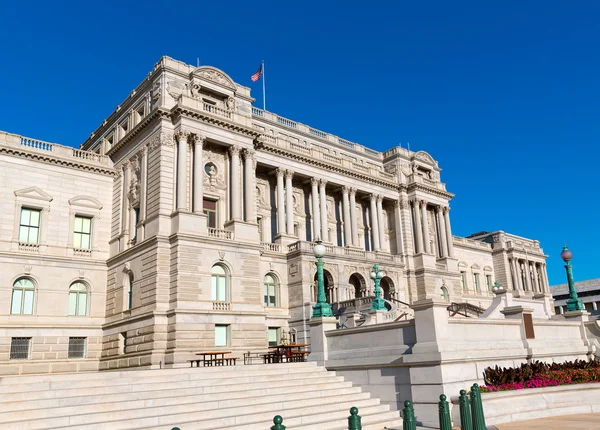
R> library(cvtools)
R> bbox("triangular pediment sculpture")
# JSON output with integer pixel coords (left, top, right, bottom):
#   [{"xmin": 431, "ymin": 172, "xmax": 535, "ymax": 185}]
[{"xmin": 14, "ymin": 186, "xmax": 53, "ymax": 202}]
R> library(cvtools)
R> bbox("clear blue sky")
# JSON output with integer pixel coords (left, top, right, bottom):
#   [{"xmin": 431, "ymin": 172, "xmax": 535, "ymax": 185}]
[{"xmin": 2, "ymin": 1, "xmax": 599, "ymax": 286}]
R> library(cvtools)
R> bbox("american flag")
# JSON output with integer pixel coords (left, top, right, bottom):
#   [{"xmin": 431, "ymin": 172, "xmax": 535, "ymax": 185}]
[{"xmin": 251, "ymin": 64, "xmax": 263, "ymax": 82}]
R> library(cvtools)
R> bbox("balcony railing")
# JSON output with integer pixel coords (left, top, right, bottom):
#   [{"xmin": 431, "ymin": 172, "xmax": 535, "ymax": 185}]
[
  {"xmin": 74, "ymin": 248, "xmax": 92, "ymax": 257},
  {"xmin": 203, "ymin": 103, "xmax": 232, "ymax": 119},
  {"xmin": 18, "ymin": 242, "xmax": 40, "ymax": 253},
  {"xmin": 208, "ymin": 228, "xmax": 234, "ymax": 240},
  {"xmin": 213, "ymin": 302, "xmax": 232, "ymax": 311},
  {"xmin": 262, "ymin": 243, "xmax": 282, "ymax": 252},
  {"xmin": 287, "ymin": 241, "xmax": 403, "ymax": 264}
]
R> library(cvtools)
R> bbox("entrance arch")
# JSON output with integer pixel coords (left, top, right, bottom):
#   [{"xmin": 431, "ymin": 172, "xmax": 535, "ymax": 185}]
[
  {"xmin": 380, "ymin": 276, "xmax": 395, "ymax": 301},
  {"xmin": 314, "ymin": 269, "xmax": 335, "ymax": 303},
  {"xmin": 349, "ymin": 273, "xmax": 367, "ymax": 299}
]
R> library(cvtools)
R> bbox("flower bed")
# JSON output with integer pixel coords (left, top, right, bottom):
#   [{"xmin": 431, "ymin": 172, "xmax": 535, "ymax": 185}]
[{"xmin": 481, "ymin": 359, "xmax": 600, "ymax": 392}]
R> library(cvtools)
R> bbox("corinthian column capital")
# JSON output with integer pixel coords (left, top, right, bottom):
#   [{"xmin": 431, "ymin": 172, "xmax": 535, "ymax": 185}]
[
  {"xmin": 174, "ymin": 129, "xmax": 190, "ymax": 144},
  {"xmin": 285, "ymin": 170, "xmax": 294, "ymax": 180},
  {"xmin": 341, "ymin": 186, "xmax": 350, "ymax": 195},
  {"xmin": 276, "ymin": 168, "xmax": 285, "ymax": 178},
  {"xmin": 310, "ymin": 177, "xmax": 320, "ymax": 187},
  {"xmin": 229, "ymin": 145, "xmax": 241, "ymax": 157}
]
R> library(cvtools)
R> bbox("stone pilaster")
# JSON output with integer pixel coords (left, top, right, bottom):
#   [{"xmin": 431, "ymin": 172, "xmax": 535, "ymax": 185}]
[
  {"xmin": 285, "ymin": 170, "xmax": 294, "ymax": 235},
  {"xmin": 192, "ymin": 134, "xmax": 204, "ymax": 213},
  {"xmin": 349, "ymin": 187, "xmax": 359, "ymax": 246},
  {"xmin": 319, "ymin": 180, "xmax": 329, "ymax": 242},
  {"xmin": 276, "ymin": 168, "xmax": 286, "ymax": 235},
  {"xmin": 376, "ymin": 195, "xmax": 386, "ymax": 251},
  {"xmin": 229, "ymin": 145, "xmax": 242, "ymax": 221},
  {"xmin": 342, "ymin": 186, "xmax": 351, "ymax": 246},
  {"xmin": 175, "ymin": 131, "xmax": 188, "ymax": 211},
  {"xmin": 311, "ymin": 178, "xmax": 321, "ymax": 241},
  {"xmin": 413, "ymin": 199, "xmax": 423, "ymax": 254},
  {"xmin": 437, "ymin": 206, "xmax": 448, "ymax": 257},
  {"xmin": 444, "ymin": 207, "xmax": 454, "ymax": 258},
  {"xmin": 421, "ymin": 200, "xmax": 431, "ymax": 254},
  {"xmin": 369, "ymin": 194, "xmax": 380, "ymax": 250},
  {"xmin": 243, "ymin": 148, "xmax": 256, "ymax": 222}
]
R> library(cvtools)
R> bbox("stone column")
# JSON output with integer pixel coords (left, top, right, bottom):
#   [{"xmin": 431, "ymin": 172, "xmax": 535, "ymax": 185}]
[
  {"xmin": 524, "ymin": 259, "xmax": 532, "ymax": 292},
  {"xmin": 369, "ymin": 194, "xmax": 380, "ymax": 250},
  {"xmin": 176, "ymin": 131, "xmax": 188, "ymax": 211},
  {"xmin": 285, "ymin": 170, "xmax": 294, "ymax": 235},
  {"xmin": 393, "ymin": 200, "xmax": 404, "ymax": 255},
  {"xmin": 510, "ymin": 258, "xmax": 518, "ymax": 291},
  {"xmin": 192, "ymin": 135, "xmax": 204, "ymax": 213},
  {"xmin": 243, "ymin": 149, "xmax": 256, "ymax": 222},
  {"xmin": 311, "ymin": 178, "xmax": 321, "ymax": 241},
  {"xmin": 437, "ymin": 206, "xmax": 448, "ymax": 257},
  {"xmin": 229, "ymin": 145, "xmax": 242, "ymax": 221},
  {"xmin": 532, "ymin": 263, "xmax": 540, "ymax": 293},
  {"xmin": 444, "ymin": 207, "xmax": 455, "ymax": 258},
  {"xmin": 349, "ymin": 188, "xmax": 359, "ymax": 246},
  {"xmin": 421, "ymin": 200, "xmax": 431, "ymax": 254},
  {"xmin": 276, "ymin": 168, "xmax": 286, "ymax": 236},
  {"xmin": 319, "ymin": 180, "xmax": 329, "ymax": 242},
  {"xmin": 376, "ymin": 195, "xmax": 386, "ymax": 251},
  {"xmin": 542, "ymin": 264, "xmax": 550, "ymax": 293},
  {"xmin": 413, "ymin": 200, "xmax": 423, "ymax": 254},
  {"xmin": 342, "ymin": 186, "xmax": 351, "ymax": 246},
  {"xmin": 121, "ymin": 161, "xmax": 131, "ymax": 237}
]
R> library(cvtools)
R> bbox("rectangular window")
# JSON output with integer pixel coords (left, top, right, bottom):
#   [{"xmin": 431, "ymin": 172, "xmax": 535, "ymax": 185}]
[
  {"xmin": 73, "ymin": 216, "xmax": 92, "ymax": 249},
  {"xmin": 211, "ymin": 276, "xmax": 226, "ymax": 301},
  {"xmin": 268, "ymin": 327, "xmax": 279, "ymax": 347},
  {"xmin": 203, "ymin": 199, "xmax": 217, "ymax": 229},
  {"xmin": 215, "ymin": 325, "xmax": 229, "ymax": 347},
  {"xmin": 460, "ymin": 271, "xmax": 467, "ymax": 290},
  {"xmin": 473, "ymin": 274, "xmax": 480, "ymax": 291},
  {"xmin": 486, "ymin": 275, "xmax": 493, "ymax": 291},
  {"xmin": 264, "ymin": 284, "xmax": 276, "ymax": 307},
  {"xmin": 120, "ymin": 119, "xmax": 129, "ymax": 137},
  {"xmin": 136, "ymin": 104, "xmax": 146, "ymax": 123},
  {"xmin": 19, "ymin": 208, "xmax": 41, "ymax": 244},
  {"xmin": 10, "ymin": 337, "xmax": 31, "ymax": 360},
  {"xmin": 68, "ymin": 337, "xmax": 86, "ymax": 359}
]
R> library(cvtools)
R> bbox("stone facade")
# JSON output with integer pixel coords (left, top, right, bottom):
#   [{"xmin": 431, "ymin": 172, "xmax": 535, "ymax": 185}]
[{"xmin": 0, "ymin": 56, "xmax": 552, "ymax": 374}]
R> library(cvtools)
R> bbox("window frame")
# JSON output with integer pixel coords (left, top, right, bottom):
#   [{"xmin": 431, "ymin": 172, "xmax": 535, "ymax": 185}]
[
  {"xmin": 18, "ymin": 207, "xmax": 41, "ymax": 244},
  {"xmin": 11, "ymin": 278, "xmax": 35, "ymax": 315},
  {"xmin": 203, "ymin": 198, "xmax": 218, "ymax": 229},
  {"xmin": 10, "ymin": 337, "xmax": 31, "ymax": 360},
  {"xmin": 263, "ymin": 274, "xmax": 278, "ymax": 307},
  {"xmin": 215, "ymin": 324, "xmax": 229, "ymax": 347},
  {"xmin": 268, "ymin": 327, "xmax": 279, "ymax": 347},
  {"xmin": 473, "ymin": 273, "xmax": 480, "ymax": 292},
  {"xmin": 68, "ymin": 282, "xmax": 89, "ymax": 316},
  {"xmin": 68, "ymin": 337, "xmax": 87, "ymax": 359},
  {"xmin": 211, "ymin": 265, "xmax": 228, "ymax": 302},
  {"xmin": 460, "ymin": 271, "xmax": 467, "ymax": 290},
  {"xmin": 73, "ymin": 215, "xmax": 93, "ymax": 250}
]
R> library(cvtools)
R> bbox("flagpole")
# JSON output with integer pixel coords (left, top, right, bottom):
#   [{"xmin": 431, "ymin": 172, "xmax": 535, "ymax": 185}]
[{"xmin": 262, "ymin": 60, "xmax": 266, "ymax": 111}]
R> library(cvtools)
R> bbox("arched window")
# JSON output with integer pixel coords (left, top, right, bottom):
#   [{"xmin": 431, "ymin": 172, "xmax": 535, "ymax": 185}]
[
  {"xmin": 211, "ymin": 265, "xmax": 228, "ymax": 302},
  {"xmin": 264, "ymin": 274, "xmax": 277, "ymax": 307},
  {"xmin": 68, "ymin": 282, "xmax": 89, "ymax": 316},
  {"xmin": 128, "ymin": 273, "xmax": 134, "ymax": 310},
  {"xmin": 11, "ymin": 278, "xmax": 35, "ymax": 315},
  {"xmin": 440, "ymin": 287, "xmax": 449, "ymax": 302}
]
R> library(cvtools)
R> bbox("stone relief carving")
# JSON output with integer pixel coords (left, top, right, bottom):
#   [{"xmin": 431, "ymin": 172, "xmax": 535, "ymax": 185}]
[
  {"xmin": 255, "ymin": 178, "xmax": 271, "ymax": 209},
  {"xmin": 203, "ymin": 148, "xmax": 226, "ymax": 191},
  {"xmin": 326, "ymin": 197, "xmax": 336, "ymax": 221},
  {"xmin": 166, "ymin": 80, "xmax": 187, "ymax": 99},
  {"xmin": 415, "ymin": 151, "xmax": 435, "ymax": 164},
  {"xmin": 292, "ymin": 192, "xmax": 303, "ymax": 216},
  {"xmin": 427, "ymin": 210, "xmax": 437, "ymax": 252},
  {"xmin": 197, "ymin": 69, "xmax": 231, "ymax": 86},
  {"xmin": 151, "ymin": 81, "xmax": 161, "ymax": 102},
  {"xmin": 148, "ymin": 132, "xmax": 174, "ymax": 152}
]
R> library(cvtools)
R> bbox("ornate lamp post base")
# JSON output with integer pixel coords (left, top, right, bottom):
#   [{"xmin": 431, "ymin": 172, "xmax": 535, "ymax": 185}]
[
  {"xmin": 566, "ymin": 298, "xmax": 585, "ymax": 312},
  {"xmin": 371, "ymin": 264, "xmax": 387, "ymax": 311},
  {"xmin": 312, "ymin": 301, "xmax": 333, "ymax": 318},
  {"xmin": 312, "ymin": 241, "xmax": 333, "ymax": 319}
]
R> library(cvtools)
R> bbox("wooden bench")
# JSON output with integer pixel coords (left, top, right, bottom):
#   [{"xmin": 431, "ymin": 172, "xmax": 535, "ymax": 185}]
[
  {"xmin": 205, "ymin": 357, "xmax": 237, "ymax": 366},
  {"xmin": 289, "ymin": 351, "xmax": 311, "ymax": 362}
]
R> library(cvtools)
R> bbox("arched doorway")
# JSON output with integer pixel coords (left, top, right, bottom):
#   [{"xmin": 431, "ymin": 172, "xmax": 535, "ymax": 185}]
[
  {"xmin": 349, "ymin": 273, "xmax": 367, "ymax": 299},
  {"xmin": 380, "ymin": 276, "xmax": 394, "ymax": 301},
  {"xmin": 314, "ymin": 269, "xmax": 335, "ymax": 303}
]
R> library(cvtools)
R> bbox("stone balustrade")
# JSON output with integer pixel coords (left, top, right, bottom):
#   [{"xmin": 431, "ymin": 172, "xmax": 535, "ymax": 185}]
[
  {"xmin": 251, "ymin": 107, "xmax": 384, "ymax": 160},
  {"xmin": 285, "ymin": 240, "xmax": 403, "ymax": 264},
  {"xmin": 207, "ymin": 228, "xmax": 234, "ymax": 240},
  {"xmin": 261, "ymin": 242, "xmax": 282, "ymax": 252},
  {"xmin": 212, "ymin": 301, "xmax": 232, "ymax": 311},
  {"xmin": 0, "ymin": 131, "xmax": 111, "ymax": 168},
  {"xmin": 453, "ymin": 236, "xmax": 492, "ymax": 250}
]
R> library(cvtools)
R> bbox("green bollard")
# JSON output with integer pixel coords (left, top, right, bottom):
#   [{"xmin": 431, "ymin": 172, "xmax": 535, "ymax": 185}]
[
  {"xmin": 438, "ymin": 394, "xmax": 452, "ymax": 430},
  {"xmin": 459, "ymin": 389, "xmax": 473, "ymax": 430},
  {"xmin": 271, "ymin": 415, "xmax": 286, "ymax": 430},
  {"xmin": 402, "ymin": 400, "xmax": 417, "ymax": 430},
  {"xmin": 470, "ymin": 384, "xmax": 487, "ymax": 430},
  {"xmin": 348, "ymin": 406, "xmax": 362, "ymax": 430}
]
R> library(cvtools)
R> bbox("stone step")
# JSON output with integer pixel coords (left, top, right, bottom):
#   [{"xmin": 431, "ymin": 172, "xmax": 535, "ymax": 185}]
[
  {"xmin": 0, "ymin": 363, "xmax": 323, "ymax": 393},
  {"xmin": 2, "ymin": 371, "xmax": 344, "ymax": 403},
  {"xmin": 142, "ymin": 403, "xmax": 393, "ymax": 430},
  {"xmin": 0, "ymin": 361, "xmax": 319, "ymax": 386},
  {"xmin": 0, "ymin": 385, "xmax": 368, "ymax": 423},
  {"xmin": 0, "ymin": 379, "xmax": 357, "ymax": 412}
]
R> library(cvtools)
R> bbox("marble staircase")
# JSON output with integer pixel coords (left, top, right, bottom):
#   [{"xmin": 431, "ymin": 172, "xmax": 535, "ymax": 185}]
[{"xmin": 0, "ymin": 362, "xmax": 403, "ymax": 430}]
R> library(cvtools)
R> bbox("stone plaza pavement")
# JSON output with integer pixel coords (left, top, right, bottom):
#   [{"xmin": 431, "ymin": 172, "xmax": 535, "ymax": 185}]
[{"xmin": 493, "ymin": 413, "xmax": 600, "ymax": 429}]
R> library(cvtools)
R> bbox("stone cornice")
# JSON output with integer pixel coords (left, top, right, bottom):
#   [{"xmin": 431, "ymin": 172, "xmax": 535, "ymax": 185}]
[
  {"xmin": 105, "ymin": 108, "xmax": 171, "ymax": 157},
  {"xmin": 256, "ymin": 140, "xmax": 400, "ymax": 191},
  {"xmin": 171, "ymin": 105, "xmax": 260, "ymax": 139},
  {"xmin": 407, "ymin": 182, "xmax": 454, "ymax": 199},
  {"xmin": 0, "ymin": 145, "xmax": 115, "ymax": 177}
]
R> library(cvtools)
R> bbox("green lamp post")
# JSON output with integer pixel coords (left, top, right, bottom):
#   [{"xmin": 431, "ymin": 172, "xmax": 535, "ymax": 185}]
[
  {"xmin": 370, "ymin": 264, "xmax": 387, "ymax": 311},
  {"xmin": 561, "ymin": 244, "xmax": 585, "ymax": 312},
  {"xmin": 312, "ymin": 240, "xmax": 333, "ymax": 318}
]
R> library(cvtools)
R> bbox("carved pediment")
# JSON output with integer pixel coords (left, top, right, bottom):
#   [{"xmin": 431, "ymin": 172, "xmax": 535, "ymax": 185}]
[
  {"xmin": 414, "ymin": 151, "xmax": 435, "ymax": 165},
  {"xmin": 69, "ymin": 195, "xmax": 103, "ymax": 210},
  {"xmin": 192, "ymin": 66, "xmax": 236, "ymax": 91},
  {"xmin": 14, "ymin": 186, "xmax": 53, "ymax": 202}
]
